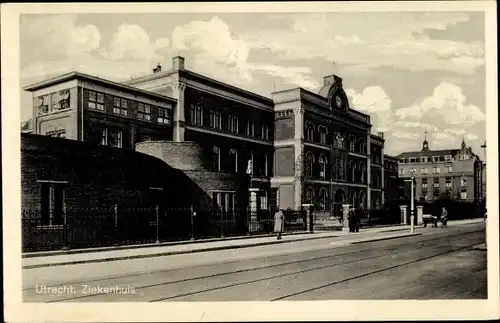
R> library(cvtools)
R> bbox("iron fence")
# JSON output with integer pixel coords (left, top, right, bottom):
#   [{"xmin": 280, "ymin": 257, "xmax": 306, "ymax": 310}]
[{"xmin": 22, "ymin": 206, "xmax": 307, "ymax": 252}]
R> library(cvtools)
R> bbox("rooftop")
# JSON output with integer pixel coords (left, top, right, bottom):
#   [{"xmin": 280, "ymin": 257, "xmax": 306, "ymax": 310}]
[
  {"xmin": 396, "ymin": 149, "xmax": 459, "ymax": 159},
  {"xmin": 24, "ymin": 71, "xmax": 178, "ymax": 103}
]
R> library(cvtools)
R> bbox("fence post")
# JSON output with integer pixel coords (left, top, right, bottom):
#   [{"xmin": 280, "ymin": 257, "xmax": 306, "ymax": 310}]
[
  {"xmin": 113, "ymin": 204, "xmax": 119, "ymax": 246},
  {"xmin": 190, "ymin": 205, "xmax": 195, "ymax": 241},
  {"xmin": 220, "ymin": 208, "xmax": 225, "ymax": 238},
  {"xmin": 62, "ymin": 207, "xmax": 69, "ymax": 250},
  {"xmin": 155, "ymin": 205, "xmax": 160, "ymax": 244}
]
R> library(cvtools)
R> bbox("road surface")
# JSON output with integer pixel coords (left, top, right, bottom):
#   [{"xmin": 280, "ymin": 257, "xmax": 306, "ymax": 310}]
[{"xmin": 23, "ymin": 223, "xmax": 486, "ymax": 301}]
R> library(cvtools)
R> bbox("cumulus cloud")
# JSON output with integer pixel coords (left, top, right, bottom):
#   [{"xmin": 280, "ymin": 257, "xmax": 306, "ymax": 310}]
[
  {"xmin": 345, "ymin": 86, "xmax": 393, "ymax": 132},
  {"xmin": 396, "ymin": 82, "xmax": 485, "ymax": 127},
  {"xmin": 171, "ymin": 16, "xmax": 318, "ymax": 90},
  {"xmin": 21, "ymin": 14, "xmax": 101, "ymax": 57},
  {"xmin": 101, "ymin": 24, "xmax": 169, "ymax": 60},
  {"xmin": 242, "ymin": 12, "xmax": 484, "ymax": 75},
  {"xmin": 393, "ymin": 132, "xmax": 419, "ymax": 140}
]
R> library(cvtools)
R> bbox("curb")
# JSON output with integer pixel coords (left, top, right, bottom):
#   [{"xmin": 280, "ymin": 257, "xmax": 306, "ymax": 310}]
[
  {"xmin": 22, "ymin": 234, "xmax": 336, "ymax": 269},
  {"xmin": 351, "ymin": 232, "xmax": 422, "ymax": 244},
  {"xmin": 22, "ymin": 230, "xmax": 314, "ymax": 259}
]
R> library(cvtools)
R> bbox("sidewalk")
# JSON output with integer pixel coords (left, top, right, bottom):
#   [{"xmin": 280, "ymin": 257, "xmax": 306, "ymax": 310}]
[{"xmin": 22, "ymin": 218, "xmax": 483, "ymax": 269}]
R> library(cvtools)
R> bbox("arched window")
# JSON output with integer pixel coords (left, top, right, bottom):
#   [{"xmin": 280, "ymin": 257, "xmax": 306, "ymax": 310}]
[
  {"xmin": 319, "ymin": 188, "xmax": 328, "ymax": 211},
  {"xmin": 359, "ymin": 162, "xmax": 365, "ymax": 183},
  {"xmin": 358, "ymin": 191, "xmax": 366, "ymax": 210},
  {"xmin": 305, "ymin": 152, "xmax": 314, "ymax": 178},
  {"xmin": 319, "ymin": 126, "xmax": 328, "ymax": 145},
  {"xmin": 305, "ymin": 122, "xmax": 314, "ymax": 142},
  {"xmin": 334, "ymin": 132, "xmax": 345, "ymax": 149},
  {"xmin": 319, "ymin": 154, "xmax": 327, "ymax": 178},
  {"xmin": 213, "ymin": 145, "xmax": 220, "ymax": 171},
  {"xmin": 264, "ymin": 154, "xmax": 268, "ymax": 177},
  {"xmin": 349, "ymin": 135, "xmax": 356, "ymax": 152},
  {"xmin": 349, "ymin": 161, "xmax": 356, "ymax": 182}
]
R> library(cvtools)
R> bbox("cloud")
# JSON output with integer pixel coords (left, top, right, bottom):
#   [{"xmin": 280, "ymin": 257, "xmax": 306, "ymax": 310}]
[
  {"xmin": 171, "ymin": 16, "xmax": 318, "ymax": 90},
  {"xmin": 465, "ymin": 133, "xmax": 479, "ymax": 141},
  {"xmin": 242, "ymin": 12, "xmax": 484, "ymax": 75},
  {"xmin": 21, "ymin": 15, "xmax": 101, "ymax": 57},
  {"xmin": 345, "ymin": 86, "xmax": 393, "ymax": 132},
  {"xmin": 396, "ymin": 82, "xmax": 485, "ymax": 127},
  {"xmin": 392, "ymin": 132, "xmax": 419, "ymax": 140},
  {"xmin": 394, "ymin": 121, "xmax": 439, "ymax": 133},
  {"xmin": 101, "ymin": 24, "xmax": 170, "ymax": 60}
]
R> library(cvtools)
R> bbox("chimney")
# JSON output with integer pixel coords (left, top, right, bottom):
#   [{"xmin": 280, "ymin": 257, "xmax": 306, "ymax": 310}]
[
  {"xmin": 323, "ymin": 74, "xmax": 343, "ymax": 86},
  {"xmin": 173, "ymin": 56, "xmax": 185, "ymax": 71},
  {"xmin": 153, "ymin": 63, "xmax": 162, "ymax": 74}
]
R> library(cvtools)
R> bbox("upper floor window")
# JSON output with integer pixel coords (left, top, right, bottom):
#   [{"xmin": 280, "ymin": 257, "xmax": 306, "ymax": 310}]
[
  {"xmin": 319, "ymin": 155, "xmax": 327, "ymax": 178},
  {"xmin": 113, "ymin": 97, "xmax": 128, "ymax": 116},
  {"xmin": 88, "ymin": 91, "xmax": 104, "ymax": 111},
  {"xmin": 157, "ymin": 107, "xmax": 170, "ymax": 125},
  {"xmin": 432, "ymin": 156, "xmax": 440, "ymax": 162},
  {"xmin": 461, "ymin": 177, "xmax": 467, "ymax": 186},
  {"xmin": 400, "ymin": 158, "xmax": 406, "ymax": 164},
  {"xmin": 349, "ymin": 136, "xmax": 356, "ymax": 152},
  {"xmin": 445, "ymin": 155, "xmax": 452, "ymax": 161},
  {"xmin": 137, "ymin": 103, "xmax": 151, "ymax": 121},
  {"xmin": 213, "ymin": 146, "xmax": 221, "ymax": 172},
  {"xmin": 399, "ymin": 169, "xmax": 405, "ymax": 176},
  {"xmin": 319, "ymin": 126, "xmax": 328, "ymax": 145},
  {"xmin": 445, "ymin": 177, "xmax": 452, "ymax": 188},
  {"xmin": 305, "ymin": 152, "xmax": 314, "ymax": 178},
  {"xmin": 445, "ymin": 165, "xmax": 453, "ymax": 173},
  {"xmin": 420, "ymin": 168, "xmax": 428, "ymax": 175},
  {"xmin": 209, "ymin": 109, "xmax": 222, "ymax": 129},
  {"xmin": 433, "ymin": 178, "xmax": 440, "ymax": 188},
  {"xmin": 190, "ymin": 104, "xmax": 203, "ymax": 125},
  {"xmin": 334, "ymin": 133, "xmax": 345, "ymax": 149},
  {"xmin": 246, "ymin": 120, "xmax": 254, "ymax": 136},
  {"xmin": 433, "ymin": 167, "xmax": 441, "ymax": 174},
  {"xmin": 305, "ymin": 122, "xmax": 314, "ymax": 141},
  {"xmin": 409, "ymin": 157, "xmax": 417, "ymax": 163},
  {"xmin": 261, "ymin": 123, "xmax": 270, "ymax": 140},
  {"xmin": 360, "ymin": 162, "xmax": 366, "ymax": 183},
  {"xmin": 319, "ymin": 188, "xmax": 328, "ymax": 211},
  {"xmin": 100, "ymin": 128, "xmax": 122, "ymax": 148},
  {"xmin": 421, "ymin": 157, "xmax": 428, "ymax": 163},
  {"xmin": 228, "ymin": 114, "xmax": 238, "ymax": 133},
  {"xmin": 422, "ymin": 178, "xmax": 428, "ymax": 188},
  {"xmin": 50, "ymin": 90, "xmax": 70, "ymax": 112}
]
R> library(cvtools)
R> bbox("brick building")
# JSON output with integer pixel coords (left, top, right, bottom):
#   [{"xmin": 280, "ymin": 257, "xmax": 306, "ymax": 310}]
[
  {"xmin": 384, "ymin": 154, "xmax": 401, "ymax": 204},
  {"xmin": 23, "ymin": 56, "xmax": 396, "ymax": 225},
  {"xmin": 397, "ymin": 136, "xmax": 484, "ymax": 204}
]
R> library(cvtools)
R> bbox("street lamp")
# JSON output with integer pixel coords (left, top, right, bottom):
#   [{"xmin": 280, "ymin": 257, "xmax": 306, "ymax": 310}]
[{"xmin": 404, "ymin": 170, "xmax": 416, "ymax": 233}]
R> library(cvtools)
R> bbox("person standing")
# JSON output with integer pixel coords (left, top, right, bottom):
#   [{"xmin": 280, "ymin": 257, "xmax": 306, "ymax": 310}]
[
  {"xmin": 441, "ymin": 207, "xmax": 448, "ymax": 228},
  {"xmin": 274, "ymin": 208, "xmax": 285, "ymax": 240}
]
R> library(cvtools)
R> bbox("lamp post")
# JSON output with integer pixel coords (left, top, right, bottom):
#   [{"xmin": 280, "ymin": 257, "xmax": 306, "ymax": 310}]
[{"xmin": 404, "ymin": 170, "xmax": 416, "ymax": 233}]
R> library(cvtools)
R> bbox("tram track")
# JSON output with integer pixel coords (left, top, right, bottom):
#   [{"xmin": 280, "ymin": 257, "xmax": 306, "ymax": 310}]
[{"xmin": 27, "ymin": 228, "xmax": 483, "ymax": 302}]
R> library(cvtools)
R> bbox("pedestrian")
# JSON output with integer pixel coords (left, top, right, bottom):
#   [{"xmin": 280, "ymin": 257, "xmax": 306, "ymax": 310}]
[
  {"xmin": 274, "ymin": 208, "xmax": 285, "ymax": 240},
  {"xmin": 354, "ymin": 209, "xmax": 360, "ymax": 233},
  {"xmin": 441, "ymin": 207, "xmax": 448, "ymax": 228},
  {"xmin": 348, "ymin": 209, "xmax": 355, "ymax": 233}
]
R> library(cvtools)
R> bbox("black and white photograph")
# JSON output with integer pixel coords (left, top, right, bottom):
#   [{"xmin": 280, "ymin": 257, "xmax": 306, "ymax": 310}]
[{"xmin": 2, "ymin": 1, "xmax": 499, "ymax": 322}]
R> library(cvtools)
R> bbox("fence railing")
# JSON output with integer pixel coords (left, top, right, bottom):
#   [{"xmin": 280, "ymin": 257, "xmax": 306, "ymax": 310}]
[{"xmin": 22, "ymin": 207, "xmax": 307, "ymax": 252}]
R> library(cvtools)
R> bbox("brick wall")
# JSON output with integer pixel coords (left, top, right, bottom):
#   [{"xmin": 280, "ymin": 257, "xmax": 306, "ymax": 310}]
[
  {"xmin": 274, "ymin": 146, "xmax": 294, "ymax": 177},
  {"xmin": 274, "ymin": 117, "xmax": 294, "ymax": 141}
]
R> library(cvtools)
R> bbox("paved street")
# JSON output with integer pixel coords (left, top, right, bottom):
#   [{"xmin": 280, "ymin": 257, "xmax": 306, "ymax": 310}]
[{"xmin": 23, "ymin": 222, "xmax": 486, "ymax": 302}]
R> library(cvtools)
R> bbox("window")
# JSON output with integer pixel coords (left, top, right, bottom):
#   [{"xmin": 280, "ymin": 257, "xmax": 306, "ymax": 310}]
[
  {"xmin": 461, "ymin": 177, "xmax": 467, "ymax": 186},
  {"xmin": 212, "ymin": 191, "xmax": 236, "ymax": 213},
  {"xmin": 420, "ymin": 168, "xmax": 428, "ymax": 175},
  {"xmin": 461, "ymin": 192, "xmax": 468, "ymax": 200},
  {"xmin": 319, "ymin": 155, "xmax": 326, "ymax": 178},
  {"xmin": 445, "ymin": 155, "xmax": 452, "ymax": 161},
  {"xmin": 189, "ymin": 104, "xmax": 203, "ymax": 125},
  {"xmin": 409, "ymin": 157, "xmax": 417, "ymax": 163},
  {"xmin": 334, "ymin": 133, "xmax": 345, "ymax": 149},
  {"xmin": 319, "ymin": 126, "xmax": 327, "ymax": 144},
  {"xmin": 319, "ymin": 188, "xmax": 328, "ymax": 211},
  {"xmin": 88, "ymin": 91, "xmax": 104, "ymax": 111},
  {"xmin": 46, "ymin": 130, "xmax": 66, "ymax": 138},
  {"xmin": 422, "ymin": 178, "xmax": 428, "ymax": 188},
  {"xmin": 445, "ymin": 177, "xmax": 452, "ymax": 188},
  {"xmin": 360, "ymin": 163, "xmax": 365, "ymax": 183},
  {"xmin": 39, "ymin": 182, "xmax": 65, "ymax": 226},
  {"xmin": 264, "ymin": 154, "xmax": 268, "ymax": 177},
  {"xmin": 50, "ymin": 90, "xmax": 70, "ymax": 112},
  {"xmin": 305, "ymin": 122, "xmax": 314, "ymax": 141},
  {"xmin": 137, "ymin": 103, "xmax": 151, "ymax": 121},
  {"xmin": 400, "ymin": 158, "xmax": 406, "ymax": 164},
  {"xmin": 214, "ymin": 110, "xmax": 222, "ymax": 129},
  {"xmin": 433, "ymin": 178, "xmax": 440, "ymax": 188},
  {"xmin": 349, "ymin": 136, "xmax": 355, "ymax": 151},
  {"xmin": 433, "ymin": 190, "xmax": 440, "ymax": 199},
  {"xmin": 433, "ymin": 156, "xmax": 440, "ymax": 162},
  {"xmin": 213, "ymin": 146, "xmax": 221, "ymax": 171},
  {"xmin": 109, "ymin": 130, "xmax": 122, "ymax": 148},
  {"xmin": 36, "ymin": 95, "xmax": 50, "ymax": 115},
  {"xmin": 306, "ymin": 187, "xmax": 314, "ymax": 204},
  {"xmin": 349, "ymin": 161, "xmax": 356, "ymax": 182},
  {"xmin": 113, "ymin": 97, "xmax": 128, "ymax": 116},
  {"xmin": 305, "ymin": 152, "xmax": 314, "ymax": 178},
  {"xmin": 421, "ymin": 157, "xmax": 428, "ymax": 163},
  {"xmin": 157, "ymin": 107, "xmax": 170, "ymax": 124},
  {"xmin": 246, "ymin": 120, "xmax": 254, "ymax": 136},
  {"xmin": 433, "ymin": 167, "xmax": 440, "ymax": 174},
  {"xmin": 261, "ymin": 123, "xmax": 269, "ymax": 140},
  {"xmin": 399, "ymin": 169, "xmax": 405, "ymax": 175},
  {"xmin": 228, "ymin": 114, "xmax": 239, "ymax": 133}
]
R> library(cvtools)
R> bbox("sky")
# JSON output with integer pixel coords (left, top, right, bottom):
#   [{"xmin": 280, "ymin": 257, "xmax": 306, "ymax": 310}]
[{"xmin": 19, "ymin": 12, "xmax": 487, "ymax": 158}]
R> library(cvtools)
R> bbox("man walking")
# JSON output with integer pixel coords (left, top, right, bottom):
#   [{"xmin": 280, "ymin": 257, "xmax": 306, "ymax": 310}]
[
  {"xmin": 441, "ymin": 207, "xmax": 448, "ymax": 228},
  {"xmin": 274, "ymin": 208, "xmax": 285, "ymax": 240}
]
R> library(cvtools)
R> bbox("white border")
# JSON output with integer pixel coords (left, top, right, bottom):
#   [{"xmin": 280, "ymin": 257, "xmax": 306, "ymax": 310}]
[{"xmin": 2, "ymin": 2, "xmax": 499, "ymax": 322}]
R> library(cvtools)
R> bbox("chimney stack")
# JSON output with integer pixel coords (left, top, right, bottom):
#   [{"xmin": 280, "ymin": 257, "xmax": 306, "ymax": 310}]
[
  {"xmin": 378, "ymin": 132, "xmax": 384, "ymax": 139},
  {"xmin": 153, "ymin": 63, "xmax": 162, "ymax": 73},
  {"xmin": 323, "ymin": 74, "xmax": 343, "ymax": 86},
  {"xmin": 173, "ymin": 56, "xmax": 185, "ymax": 71}
]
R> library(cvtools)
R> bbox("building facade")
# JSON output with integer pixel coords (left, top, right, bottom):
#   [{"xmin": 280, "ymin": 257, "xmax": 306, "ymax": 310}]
[
  {"xmin": 24, "ymin": 56, "xmax": 395, "ymax": 221},
  {"xmin": 397, "ymin": 137, "xmax": 484, "ymax": 204},
  {"xmin": 384, "ymin": 154, "xmax": 400, "ymax": 204}
]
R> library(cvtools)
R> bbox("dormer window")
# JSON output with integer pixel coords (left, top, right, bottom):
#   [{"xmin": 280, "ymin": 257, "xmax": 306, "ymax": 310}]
[{"xmin": 421, "ymin": 157, "xmax": 428, "ymax": 163}]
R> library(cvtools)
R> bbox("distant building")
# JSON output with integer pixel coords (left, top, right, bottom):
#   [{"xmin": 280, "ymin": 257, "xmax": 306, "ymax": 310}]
[
  {"xmin": 383, "ymin": 154, "xmax": 401, "ymax": 204},
  {"xmin": 396, "ymin": 135, "xmax": 484, "ymax": 204}
]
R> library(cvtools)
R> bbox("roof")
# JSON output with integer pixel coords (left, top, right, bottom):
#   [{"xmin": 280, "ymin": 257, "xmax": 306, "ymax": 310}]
[
  {"xmin": 23, "ymin": 71, "xmax": 178, "ymax": 103},
  {"xmin": 124, "ymin": 68, "xmax": 274, "ymax": 106},
  {"xmin": 396, "ymin": 149, "xmax": 459, "ymax": 159},
  {"xmin": 318, "ymin": 85, "xmax": 330, "ymax": 98}
]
